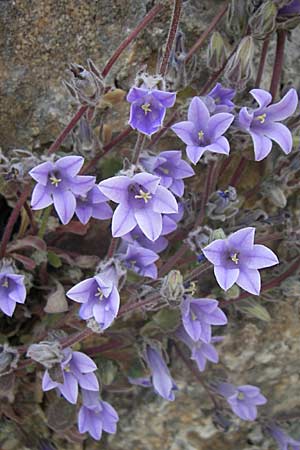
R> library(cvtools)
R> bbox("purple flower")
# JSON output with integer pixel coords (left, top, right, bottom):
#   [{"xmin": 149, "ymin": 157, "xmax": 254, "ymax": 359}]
[
  {"xmin": 203, "ymin": 227, "xmax": 279, "ymax": 295},
  {"xmin": 206, "ymin": 83, "xmax": 236, "ymax": 113},
  {"xmin": 78, "ymin": 389, "xmax": 119, "ymax": 441},
  {"xmin": 176, "ymin": 326, "xmax": 220, "ymax": 372},
  {"xmin": 171, "ymin": 96, "xmax": 234, "ymax": 164},
  {"xmin": 0, "ymin": 270, "xmax": 26, "ymax": 317},
  {"xmin": 140, "ymin": 150, "xmax": 194, "ymax": 197},
  {"xmin": 181, "ymin": 297, "xmax": 227, "ymax": 343},
  {"xmin": 144, "ymin": 344, "xmax": 177, "ymax": 401},
  {"xmin": 127, "ymin": 87, "xmax": 176, "ymax": 136},
  {"xmin": 75, "ymin": 185, "xmax": 113, "ymax": 225},
  {"xmin": 217, "ymin": 382, "xmax": 267, "ymax": 421},
  {"xmin": 66, "ymin": 274, "xmax": 120, "ymax": 330},
  {"xmin": 30, "ymin": 156, "xmax": 95, "ymax": 224},
  {"xmin": 278, "ymin": 0, "xmax": 300, "ymax": 16},
  {"xmin": 98, "ymin": 172, "xmax": 178, "ymax": 241},
  {"xmin": 42, "ymin": 349, "xmax": 99, "ymax": 404},
  {"xmin": 266, "ymin": 423, "xmax": 300, "ymax": 450},
  {"xmin": 238, "ymin": 88, "xmax": 298, "ymax": 161},
  {"xmin": 122, "ymin": 225, "xmax": 169, "ymax": 253},
  {"xmin": 121, "ymin": 242, "xmax": 159, "ymax": 279}
]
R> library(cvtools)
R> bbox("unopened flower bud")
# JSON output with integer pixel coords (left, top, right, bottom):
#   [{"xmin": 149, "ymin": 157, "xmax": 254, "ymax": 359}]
[
  {"xmin": 226, "ymin": 0, "xmax": 250, "ymax": 37},
  {"xmin": 261, "ymin": 181, "xmax": 287, "ymax": 208},
  {"xmin": 160, "ymin": 270, "xmax": 185, "ymax": 307},
  {"xmin": 207, "ymin": 186, "xmax": 239, "ymax": 221},
  {"xmin": 249, "ymin": 0, "xmax": 277, "ymax": 39},
  {"xmin": 207, "ymin": 32, "xmax": 228, "ymax": 71},
  {"xmin": 185, "ymin": 225, "xmax": 212, "ymax": 252},
  {"xmin": 210, "ymin": 228, "xmax": 226, "ymax": 242},
  {"xmin": 0, "ymin": 344, "xmax": 19, "ymax": 376},
  {"xmin": 27, "ymin": 340, "xmax": 64, "ymax": 369},
  {"xmin": 224, "ymin": 36, "xmax": 254, "ymax": 90}
]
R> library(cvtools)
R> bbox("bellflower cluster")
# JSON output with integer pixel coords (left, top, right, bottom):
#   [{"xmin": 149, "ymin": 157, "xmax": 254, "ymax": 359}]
[
  {"xmin": 127, "ymin": 87, "xmax": 176, "ymax": 136},
  {"xmin": 121, "ymin": 242, "xmax": 159, "ymax": 279},
  {"xmin": 203, "ymin": 227, "xmax": 279, "ymax": 295},
  {"xmin": 30, "ymin": 156, "xmax": 95, "ymax": 224},
  {"xmin": 171, "ymin": 96, "xmax": 234, "ymax": 164},
  {"xmin": 66, "ymin": 273, "xmax": 120, "ymax": 330},
  {"xmin": 0, "ymin": 268, "xmax": 26, "ymax": 317},
  {"xmin": 99, "ymin": 172, "xmax": 178, "ymax": 241},
  {"xmin": 140, "ymin": 150, "xmax": 194, "ymax": 197},
  {"xmin": 78, "ymin": 389, "xmax": 119, "ymax": 441},
  {"xmin": 238, "ymin": 88, "xmax": 298, "ymax": 161},
  {"xmin": 266, "ymin": 423, "xmax": 300, "ymax": 450},
  {"xmin": 42, "ymin": 348, "xmax": 99, "ymax": 404},
  {"xmin": 75, "ymin": 185, "xmax": 113, "ymax": 225},
  {"xmin": 217, "ymin": 382, "xmax": 267, "ymax": 421}
]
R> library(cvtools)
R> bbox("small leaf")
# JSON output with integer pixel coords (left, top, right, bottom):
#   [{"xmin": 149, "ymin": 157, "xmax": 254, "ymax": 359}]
[
  {"xmin": 47, "ymin": 251, "xmax": 62, "ymax": 268},
  {"xmin": 237, "ymin": 299, "xmax": 271, "ymax": 322}
]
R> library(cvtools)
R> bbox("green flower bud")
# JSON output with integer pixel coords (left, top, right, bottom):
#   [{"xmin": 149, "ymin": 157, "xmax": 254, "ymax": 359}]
[
  {"xmin": 207, "ymin": 32, "xmax": 228, "ymax": 71},
  {"xmin": 249, "ymin": 0, "xmax": 278, "ymax": 39},
  {"xmin": 224, "ymin": 36, "xmax": 255, "ymax": 90}
]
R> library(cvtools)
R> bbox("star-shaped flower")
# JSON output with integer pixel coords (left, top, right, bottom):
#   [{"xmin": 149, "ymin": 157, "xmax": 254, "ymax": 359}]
[
  {"xmin": 121, "ymin": 242, "xmax": 159, "ymax": 279},
  {"xmin": 238, "ymin": 88, "xmax": 298, "ymax": 161},
  {"xmin": 127, "ymin": 87, "xmax": 176, "ymax": 136},
  {"xmin": 67, "ymin": 274, "xmax": 120, "ymax": 330},
  {"xmin": 171, "ymin": 96, "xmax": 234, "ymax": 164},
  {"xmin": 202, "ymin": 227, "xmax": 279, "ymax": 295},
  {"xmin": 206, "ymin": 83, "xmax": 236, "ymax": 113},
  {"xmin": 30, "ymin": 156, "xmax": 95, "ymax": 224},
  {"xmin": 98, "ymin": 172, "xmax": 178, "ymax": 241},
  {"xmin": 0, "ymin": 270, "xmax": 26, "ymax": 317},
  {"xmin": 75, "ymin": 185, "xmax": 112, "ymax": 225}
]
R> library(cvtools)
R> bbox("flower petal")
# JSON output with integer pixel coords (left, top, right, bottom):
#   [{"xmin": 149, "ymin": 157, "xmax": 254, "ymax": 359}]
[
  {"xmin": 135, "ymin": 208, "xmax": 162, "ymax": 241},
  {"xmin": 112, "ymin": 203, "xmax": 136, "ymax": 237},
  {"xmin": 266, "ymin": 88, "xmax": 298, "ymax": 121},
  {"xmin": 152, "ymin": 90, "xmax": 176, "ymax": 107},
  {"xmin": 126, "ymin": 87, "xmax": 148, "ymax": 102},
  {"xmin": 238, "ymin": 107, "xmax": 254, "ymax": 131},
  {"xmin": 71, "ymin": 351, "xmax": 97, "ymax": 373},
  {"xmin": 59, "ymin": 372, "xmax": 78, "ymax": 404},
  {"xmin": 56, "ymin": 156, "xmax": 84, "ymax": 176},
  {"xmin": 202, "ymin": 239, "xmax": 228, "ymax": 265},
  {"xmin": 132, "ymin": 173, "xmax": 160, "ymax": 194},
  {"xmin": 31, "ymin": 184, "xmax": 53, "ymax": 210},
  {"xmin": 250, "ymin": 89, "xmax": 272, "ymax": 109},
  {"xmin": 214, "ymin": 265, "xmax": 239, "ymax": 291},
  {"xmin": 262, "ymin": 122, "xmax": 293, "ymax": 154},
  {"xmin": 206, "ymin": 136, "xmax": 230, "ymax": 155},
  {"xmin": 245, "ymin": 244, "xmax": 279, "ymax": 269},
  {"xmin": 77, "ymin": 372, "xmax": 99, "ymax": 391},
  {"xmin": 228, "ymin": 227, "xmax": 255, "ymax": 250},
  {"xmin": 152, "ymin": 186, "xmax": 178, "ymax": 214},
  {"xmin": 171, "ymin": 121, "xmax": 197, "ymax": 146},
  {"xmin": 53, "ymin": 190, "xmax": 76, "ymax": 225},
  {"xmin": 186, "ymin": 145, "xmax": 204, "ymax": 164},
  {"xmin": 188, "ymin": 97, "xmax": 210, "ymax": 127},
  {"xmin": 208, "ymin": 112, "xmax": 234, "ymax": 141},
  {"xmin": 236, "ymin": 267, "xmax": 261, "ymax": 295},
  {"xmin": 67, "ymin": 278, "xmax": 95, "ymax": 303},
  {"xmin": 250, "ymin": 131, "xmax": 272, "ymax": 161},
  {"xmin": 29, "ymin": 161, "xmax": 54, "ymax": 185},
  {"xmin": 98, "ymin": 176, "xmax": 131, "ymax": 203}
]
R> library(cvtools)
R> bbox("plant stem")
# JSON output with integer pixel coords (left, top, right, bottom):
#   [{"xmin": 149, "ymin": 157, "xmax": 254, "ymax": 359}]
[
  {"xmin": 185, "ymin": 3, "xmax": 228, "ymax": 62},
  {"xmin": 255, "ymin": 37, "xmax": 270, "ymax": 88},
  {"xmin": 159, "ymin": 0, "xmax": 183, "ymax": 76},
  {"xmin": 38, "ymin": 205, "xmax": 52, "ymax": 239},
  {"xmin": 158, "ymin": 243, "xmax": 189, "ymax": 277},
  {"xmin": 132, "ymin": 133, "xmax": 146, "ymax": 164},
  {"xmin": 229, "ymin": 156, "xmax": 247, "ymax": 187},
  {"xmin": 0, "ymin": 184, "xmax": 31, "ymax": 259},
  {"xmin": 102, "ymin": 3, "xmax": 164, "ymax": 78},
  {"xmin": 269, "ymin": 29, "xmax": 286, "ymax": 99},
  {"xmin": 195, "ymin": 161, "xmax": 216, "ymax": 226},
  {"xmin": 107, "ymin": 238, "xmax": 119, "ymax": 259}
]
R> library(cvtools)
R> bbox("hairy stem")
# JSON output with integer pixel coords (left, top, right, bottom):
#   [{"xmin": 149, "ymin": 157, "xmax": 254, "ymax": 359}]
[
  {"xmin": 255, "ymin": 37, "xmax": 270, "ymax": 88},
  {"xmin": 159, "ymin": 0, "xmax": 183, "ymax": 76},
  {"xmin": 0, "ymin": 184, "xmax": 31, "ymax": 259},
  {"xmin": 269, "ymin": 29, "xmax": 286, "ymax": 99},
  {"xmin": 132, "ymin": 133, "xmax": 146, "ymax": 164},
  {"xmin": 229, "ymin": 156, "xmax": 247, "ymax": 187}
]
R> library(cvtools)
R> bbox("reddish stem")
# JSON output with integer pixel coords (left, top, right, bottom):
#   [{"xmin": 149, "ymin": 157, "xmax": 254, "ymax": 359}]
[
  {"xmin": 0, "ymin": 184, "xmax": 31, "ymax": 258},
  {"xmin": 185, "ymin": 3, "xmax": 228, "ymax": 63},
  {"xmin": 269, "ymin": 30, "xmax": 286, "ymax": 99},
  {"xmin": 102, "ymin": 3, "xmax": 164, "ymax": 78},
  {"xmin": 158, "ymin": 243, "xmax": 189, "ymax": 277},
  {"xmin": 159, "ymin": 0, "xmax": 183, "ymax": 76},
  {"xmin": 229, "ymin": 156, "xmax": 247, "ymax": 187},
  {"xmin": 196, "ymin": 161, "xmax": 216, "ymax": 226},
  {"xmin": 255, "ymin": 37, "xmax": 270, "ymax": 88}
]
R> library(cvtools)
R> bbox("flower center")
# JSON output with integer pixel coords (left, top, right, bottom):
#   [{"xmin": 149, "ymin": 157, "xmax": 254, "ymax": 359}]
[
  {"xmin": 134, "ymin": 189, "xmax": 152, "ymax": 203},
  {"xmin": 49, "ymin": 175, "xmax": 62, "ymax": 187},
  {"xmin": 160, "ymin": 167, "xmax": 169, "ymax": 175},
  {"xmin": 237, "ymin": 392, "xmax": 245, "ymax": 400},
  {"xmin": 128, "ymin": 260, "xmax": 136, "ymax": 269},
  {"xmin": 230, "ymin": 252, "xmax": 239, "ymax": 264},
  {"xmin": 1, "ymin": 278, "xmax": 8, "ymax": 288},
  {"xmin": 198, "ymin": 130, "xmax": 204, "ymax": 140},
  {"xmin": 191, "ymin": 310, "xmax": 197, "ymax": 321},
  {"xmin": 64, "ymin": 364, "xmax": 71, "ymax": 372},
  {"xmin": 256, "ymin": 113, "xmax": 266, "ymax": 124},
  {"xmin": 185, "ymin": 282, "xmax": 197, "ymax": 296},
  {"xmin": 95, "ymin": 287, "xmax": 104, "ymax": 300},
  {"xmin": 141, "ymin": 103, "xmax": 152, "ymax": 115}
]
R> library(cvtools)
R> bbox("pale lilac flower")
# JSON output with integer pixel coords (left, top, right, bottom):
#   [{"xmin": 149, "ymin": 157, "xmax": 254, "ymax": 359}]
[
  {"xmin": 78, "ymin": 389, "xmax": 118, "ymax": 441},
  {"xmin": 122, "ymin": 242, "xmax": 159, "ymax": 279},
  {"xmin": 30, "ymin": 156, "xmax": 95, "ymax": 224},
  {"xmin": 278, "ymin": 0, "xmax": 300, "ymax": 16},
  {"xmin": 127, "ymin": 87, "xmax": 176, "ymax": 136},
  {"xmin": 181, "ymin": 297, "xmax": 227, "ymax": 343},
  {"xmin": 122, "ymin": 225, "xmax": 169, "ymax": 253},
  {"xmin": 98, "ymin": 172, "xmax": 178, "ymax": 241},
  {"xmin": 206, "ymin": 83, "xmax": 236, "ymax": 113},
  {"xmin": 0, "ymin": 270, "xmax": 26, "ymax": 317},
  {"xmin": 176, "ymin": 326, "xmax": 221, "ymax": 372},
  {"xmin": 66, "ymin": 274, "xmax": 120, "ymax": 330},
  {"xmin": 140, "ymin": 150, "xmax": 194, "ymax": 197},
  {"xmin": 171, "ymin": 96, "xmax": 234, "ymax": 164},
  {"xmin": 144, "ymin": 344, "xmax": 177, "ymax": 401},
  {"xmin": 266, "ymin": 423, "xmax": 300, "ymax": 450},
  {"xmin": 238, "ymin": 88, "xmax": 298, "ymax": 161},
  {"xmin": 42, "ymin": 349, "xmax": 99, "ymax": 404},
  {"xmin": 217, "ymin": 382, "xmax": 267, "ymax": 421},
  {"xmin": 203, "ymin": 227, "xmax": 279, "ymax": 295},
  {"xmin": 75, "ymin": 185, "xmax": 112, "ymax": 225}
]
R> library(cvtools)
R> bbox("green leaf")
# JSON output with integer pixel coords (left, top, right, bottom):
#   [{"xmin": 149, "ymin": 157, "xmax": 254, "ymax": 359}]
[
  {"xmin": 237, "ymin": 299, "xmax": 271, "ymax": 322},
  {"xmin": 101, "ymin": 156, "xmax": 123, "ymax": 179},
  {"xmin": 47, "ymin": 251, "xmax": 62, "ymax": 268},
  {"xmin": 152, "ymin": 308, "xmax": 181, "ymax": 331}
]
